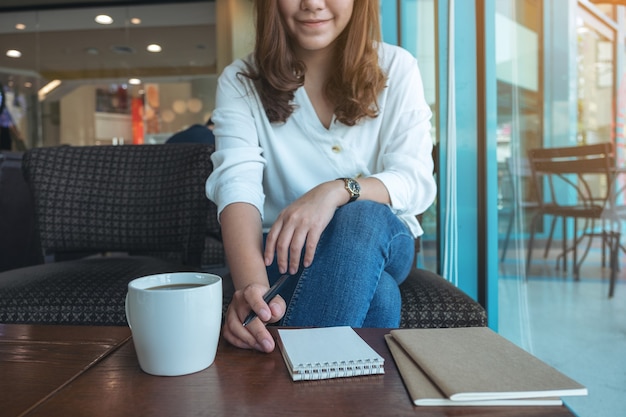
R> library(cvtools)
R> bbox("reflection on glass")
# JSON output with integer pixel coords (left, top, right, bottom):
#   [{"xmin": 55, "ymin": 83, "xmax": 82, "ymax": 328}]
[
  {"xmin": 576, "ymin": 16, "xmax": 613, "ymax": 147},
  {"xmin": 495, "ymin": 0, "xmax": 542, "ymax": 261},
  {"xmin": 397, "ymin": 0, "xmax": 437, "ymax": 271},
  {"xmin": 0, "ymin": 1, "xmax": 216, "ymax": 147}
]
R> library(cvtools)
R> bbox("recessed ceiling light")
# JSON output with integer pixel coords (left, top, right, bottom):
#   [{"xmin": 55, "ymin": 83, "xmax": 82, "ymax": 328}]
[
  {"xmin": 15, "ymin": 23, "xmax": 26, "ymax": 30},
  {"xmin": 95, "ymin": 14, "xmax": 113, "ymax": 25},
  {"xmin": 146, "ymin": 44, "xmax": 162, "ymax": 53},
  {"xmin": 129, "ymin": 78, "xmax": 141, "ymax": 85},
  {"xmin": 6, "ymin": 49, "xmax": 22, "ymax": 58},
  {"xmin": 130, "ymin": 17, "xmax": 141, "ymax": 25},
  {"xmin": 24, "ymin": 82, "xmax": 32, "ymax": 88}
]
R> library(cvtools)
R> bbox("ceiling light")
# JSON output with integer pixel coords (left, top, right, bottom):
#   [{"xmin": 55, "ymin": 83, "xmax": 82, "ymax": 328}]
[
  {"xmin": 95, "ymin": 15, "xmax": 114, "ymax": 25},
  {"xmin": 6, "ymin": 50, "xmax": 22, "ymax": 58},
  {"xmin": 15, "ymin": 23, "xmax": 26, "ymax": 30},
  {"xmin": 146, "ymin": 44, "xmax": 162, "ymax": 53},
  {"xmin": 129, "ymin": 78, "xmax": 141, "ymax": 85},
  {"xmin": 130, "ymin": 17, "xmax": 141, "ymax": 25},
  {"xmin": 38, "ymin": 79, "xmax": 62, "ymax": 101}
]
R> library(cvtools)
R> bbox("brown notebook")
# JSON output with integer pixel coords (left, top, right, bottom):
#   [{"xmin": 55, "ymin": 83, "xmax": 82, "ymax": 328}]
[{"xmin": 386, "ymin": 328, "xmax": 587, "ymax": 406}]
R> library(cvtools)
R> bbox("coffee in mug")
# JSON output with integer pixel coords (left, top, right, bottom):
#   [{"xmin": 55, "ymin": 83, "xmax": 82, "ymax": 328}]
[{"xmin": 146, "ymin": 283, "xmax": 208, "ymax": 290}]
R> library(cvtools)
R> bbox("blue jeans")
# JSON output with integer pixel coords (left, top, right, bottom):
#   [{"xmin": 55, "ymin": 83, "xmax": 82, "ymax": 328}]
[{"xmin": 265, "ymin": 201, "xmax": 414, "ymax": 328}]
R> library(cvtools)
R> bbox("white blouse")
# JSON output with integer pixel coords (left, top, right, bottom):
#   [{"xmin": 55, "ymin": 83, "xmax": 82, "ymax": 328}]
[{"xmin": 206, "ymin": 42, "xmax": 436, "ymax": 237}]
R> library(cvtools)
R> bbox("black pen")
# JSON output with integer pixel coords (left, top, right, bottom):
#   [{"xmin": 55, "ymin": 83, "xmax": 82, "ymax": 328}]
[{"xmin": 242, "ymin": 273, "xmax": 291, "ymax": 327}]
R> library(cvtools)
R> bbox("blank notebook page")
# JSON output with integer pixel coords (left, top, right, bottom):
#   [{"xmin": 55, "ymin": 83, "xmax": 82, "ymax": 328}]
[{"xmin": 277, "ymin": 326, "xmax": 384, "ymax": 381}]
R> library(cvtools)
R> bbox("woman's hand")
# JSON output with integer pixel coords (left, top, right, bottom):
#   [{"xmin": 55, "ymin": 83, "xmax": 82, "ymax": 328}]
[
  {"xmin": 264, "ymin": 181, "xmax": 347, "ymax": 274},
  {"xmin": 222, "ymin": 283, "xmax": 286, "ymax": 353}
]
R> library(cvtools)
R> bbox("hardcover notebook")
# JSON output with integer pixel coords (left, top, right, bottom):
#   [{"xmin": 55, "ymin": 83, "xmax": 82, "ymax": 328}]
[
  {"xmin": 276, "ymin": 326, "xmax": 384, "ymax": 381},
  {"xmin": 386, "ymin": 328, "xmax": 588, "ymax": 406}
]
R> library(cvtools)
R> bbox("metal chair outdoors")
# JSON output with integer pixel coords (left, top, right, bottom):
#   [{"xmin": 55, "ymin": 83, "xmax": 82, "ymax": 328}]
[{"xmin": 526, "ymin": 142, "xmax": 620, "ymax": 297}]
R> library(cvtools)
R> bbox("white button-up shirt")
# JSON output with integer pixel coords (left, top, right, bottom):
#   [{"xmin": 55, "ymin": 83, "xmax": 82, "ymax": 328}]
[{"xmin": 206, "ymin": 42, "xmax": 436, "ymax": 237}]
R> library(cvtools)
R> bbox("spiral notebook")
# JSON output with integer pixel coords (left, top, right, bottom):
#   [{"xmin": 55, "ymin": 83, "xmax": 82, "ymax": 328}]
[{"xmin": 276, "ymin": 326, "xmax": 384, "ymax": 381}]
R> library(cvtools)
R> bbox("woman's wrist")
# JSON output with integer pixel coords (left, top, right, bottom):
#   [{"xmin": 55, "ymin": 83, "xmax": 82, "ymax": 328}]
[{"xmin": 336, "ymin": 177, "xmax": 361, "ymax": 205}]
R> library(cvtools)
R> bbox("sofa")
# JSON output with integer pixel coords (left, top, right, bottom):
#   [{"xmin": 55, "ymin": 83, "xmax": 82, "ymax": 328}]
[{"xmin": 0, "ymin": 146, "xmax": 486, "ymax": 329}]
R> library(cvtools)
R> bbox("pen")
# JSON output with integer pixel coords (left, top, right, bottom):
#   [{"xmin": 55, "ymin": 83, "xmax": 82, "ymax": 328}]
[{"xmin": 242, "ymin": 273, "xmax": 291, "ymax": 327}]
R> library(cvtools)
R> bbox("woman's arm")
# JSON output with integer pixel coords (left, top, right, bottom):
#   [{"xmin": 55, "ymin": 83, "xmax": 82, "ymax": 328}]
[
  {"xmin": 264, "ymin": 176, "xmax": 391, "ymax": 275},
  {"xmin": 220, "ymin": 202, "xmax": 285, "ymax": 353}
]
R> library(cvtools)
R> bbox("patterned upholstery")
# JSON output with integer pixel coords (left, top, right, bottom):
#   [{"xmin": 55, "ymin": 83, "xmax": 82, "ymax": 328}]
[
  {"xmin": 399, "ymin": 268, "xmax": 486, "ymax": 328},
  {"xmin": 22, "ymin": 144, "xmax": 212, "ymax": 262},
  {"xmin": 0, "ymin": 144, "xmax": 213, "ymax": 325},
  {"xmin": 0, "ymin": 256, "xmax": 195, "ymax": 325}
]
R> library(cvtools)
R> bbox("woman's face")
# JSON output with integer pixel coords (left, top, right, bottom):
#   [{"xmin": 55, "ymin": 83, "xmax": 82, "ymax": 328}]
[{"xmin": 278, "ymin": 0, "xmax": 354, "ymax": 55}]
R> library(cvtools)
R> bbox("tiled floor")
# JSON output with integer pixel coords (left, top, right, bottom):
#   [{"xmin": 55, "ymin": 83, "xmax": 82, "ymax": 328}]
[{"xmin": 498, "ymin": 246, "xmax": 626, "ymax": 417}]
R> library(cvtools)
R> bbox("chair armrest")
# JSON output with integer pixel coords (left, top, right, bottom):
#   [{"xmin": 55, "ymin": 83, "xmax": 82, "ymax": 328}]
[{"xmin": 399, "ymin": 268, "xmax": 487, "ymax": 328}]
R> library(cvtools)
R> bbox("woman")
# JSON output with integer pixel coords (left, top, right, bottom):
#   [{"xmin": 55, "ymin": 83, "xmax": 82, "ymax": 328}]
[{"xmin": 206, "ymin": 0, "xmax": 436, "ymax": 353}]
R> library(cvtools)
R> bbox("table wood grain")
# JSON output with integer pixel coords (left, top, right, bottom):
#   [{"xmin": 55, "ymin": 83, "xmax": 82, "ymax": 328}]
[
  {"xmin": 0, "ymin": 324, "xmax": 131, "ymax": 417},
  {"xmin": 21, "ymin": 327, "xmax": 575, "ymax": 417}
]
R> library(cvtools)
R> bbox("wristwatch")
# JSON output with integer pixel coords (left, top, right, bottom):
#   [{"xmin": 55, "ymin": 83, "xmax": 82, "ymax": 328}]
[{"xmin": 337, "ymin": 177, "xmax": 361, "ymax": 203}]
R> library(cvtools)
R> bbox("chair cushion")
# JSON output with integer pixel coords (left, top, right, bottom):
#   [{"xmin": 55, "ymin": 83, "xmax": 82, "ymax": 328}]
[
  {"xmin": 0, "ymin": 256, "xmax": 201, "ymax": 326},
  {"xmin": 22, "ymin": 145, "xmax": 212, "ymax": 260}
]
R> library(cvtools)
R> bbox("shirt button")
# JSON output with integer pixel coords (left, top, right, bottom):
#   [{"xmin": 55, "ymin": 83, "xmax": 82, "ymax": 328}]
[{"xmin": 331, "ymin": 145, "xmax": 342, "ymax": 153}]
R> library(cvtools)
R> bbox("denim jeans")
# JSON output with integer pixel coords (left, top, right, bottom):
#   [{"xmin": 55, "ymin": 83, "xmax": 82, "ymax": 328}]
[{"xmin": 265, "ymin": 200, "xmax": 414, "ymax": 328}]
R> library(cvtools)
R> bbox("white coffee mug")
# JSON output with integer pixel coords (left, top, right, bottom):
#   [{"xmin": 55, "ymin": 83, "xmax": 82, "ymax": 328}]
[{"xmin": 125, "ymin": 272, "xmax": 222, "ymax": 376}]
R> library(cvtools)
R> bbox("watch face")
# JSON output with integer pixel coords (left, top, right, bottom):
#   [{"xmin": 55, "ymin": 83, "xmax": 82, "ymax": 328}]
[{"xmin": 348, "ymin": 179, "xmax": 360, "ymax": 194}]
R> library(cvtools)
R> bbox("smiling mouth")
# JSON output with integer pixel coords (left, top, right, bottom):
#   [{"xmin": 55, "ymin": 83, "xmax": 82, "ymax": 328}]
[{"xmin": 299, "ymin": 18, "xmax": 331, "ymax": 25}]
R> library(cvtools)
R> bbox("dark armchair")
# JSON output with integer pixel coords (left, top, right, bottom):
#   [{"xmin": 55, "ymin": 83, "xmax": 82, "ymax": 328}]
[
  {"xmin": 0, "ymin": 143, "xmax": 486, "ymax": 328},
  {"xmin": 0, "ymin": 144, "xmax": 213, "ymax": 325}
]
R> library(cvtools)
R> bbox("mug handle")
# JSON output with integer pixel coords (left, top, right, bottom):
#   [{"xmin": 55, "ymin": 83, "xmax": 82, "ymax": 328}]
[{"xmin": 125, "ymin": 293, "xmax": 132, "ymax": 329}]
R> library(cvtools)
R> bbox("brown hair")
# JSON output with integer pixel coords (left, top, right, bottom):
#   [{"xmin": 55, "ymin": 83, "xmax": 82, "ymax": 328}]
[{"xmin": 244, "ymin": 0, "xmax": 386, "ymax": 126}]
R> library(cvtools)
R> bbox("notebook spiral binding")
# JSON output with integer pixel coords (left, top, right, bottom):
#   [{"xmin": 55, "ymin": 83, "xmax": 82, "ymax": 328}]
[{"xmin": 293, "ymin": 358, "xmax": 385, "ymax": 381}]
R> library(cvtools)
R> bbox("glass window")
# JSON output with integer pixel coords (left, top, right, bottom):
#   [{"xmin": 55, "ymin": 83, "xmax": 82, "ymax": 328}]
[
  {"xmin": 577, "ymin": 7, "xmax": 614, "ymax": 147},
  {"xmin": 0, "ymin": 2, "xmax": 216, "ymax": 149},
  {"xmin": 496, "ymin": 2, "xmax": 621, "ymax": 416},
  {"xmin": 393, "ymin": 0, "xmax": 438, "ymax": 271}
]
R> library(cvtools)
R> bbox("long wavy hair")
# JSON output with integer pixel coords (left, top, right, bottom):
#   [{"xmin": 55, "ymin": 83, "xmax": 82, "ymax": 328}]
[{"xmin": 244, "ymin": 0, "xmax": 386, "ymax": 126}]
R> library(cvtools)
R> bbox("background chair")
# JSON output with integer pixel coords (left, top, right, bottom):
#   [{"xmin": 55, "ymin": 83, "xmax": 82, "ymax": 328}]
[
  {"xmin": 526, "ymin": 142, "xmax": 620, "ymax": 296},
  {"xmin": 0, "ymin": 144, "xmax": 213, "ymax": 324}
]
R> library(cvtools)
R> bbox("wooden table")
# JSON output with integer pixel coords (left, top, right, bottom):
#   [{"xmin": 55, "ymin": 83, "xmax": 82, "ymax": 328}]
[
  {"xmin": 1, "ymin": 325, "xmax": 575, "ymax": 417},
  {"xmin": 0, "ymin": 324, "xmax": 131, "ymax": 417}
]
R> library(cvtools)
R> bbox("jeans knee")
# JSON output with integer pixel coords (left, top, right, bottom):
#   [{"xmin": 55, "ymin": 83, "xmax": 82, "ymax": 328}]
[
  {"xmin": 329, "ymin": 201, "xmax": 412, "ymax": 257},
  {"xmin": 330, "ymin": 201, "xmax": 404, "ymax": 243}
]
